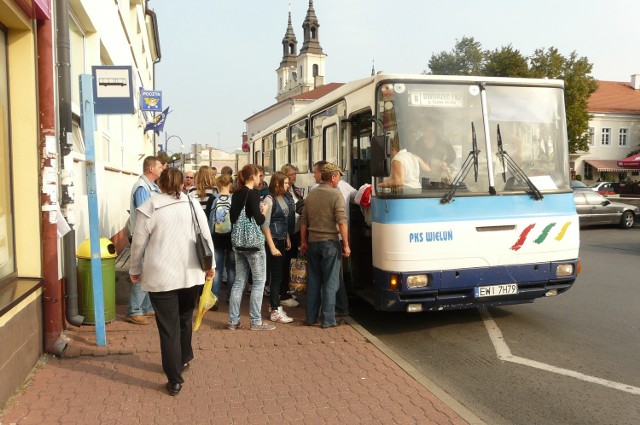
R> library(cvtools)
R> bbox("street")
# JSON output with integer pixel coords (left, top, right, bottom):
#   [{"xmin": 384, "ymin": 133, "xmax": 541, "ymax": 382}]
[{"xmin": 349, "ymin": 226, "xmax": 640, "ymax": 425}]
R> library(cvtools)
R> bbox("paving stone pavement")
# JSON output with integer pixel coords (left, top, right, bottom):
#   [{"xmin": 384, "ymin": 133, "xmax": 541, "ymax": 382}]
[{"xmin": 0, "ymin": 289, "xmax": 475, "ymax": 425}]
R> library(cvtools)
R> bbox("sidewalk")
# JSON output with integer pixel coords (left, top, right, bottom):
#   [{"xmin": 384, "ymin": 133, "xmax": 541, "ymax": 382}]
[{"xmin": 0, "ymin": 289, "xmax": 478, "ymax": 424}]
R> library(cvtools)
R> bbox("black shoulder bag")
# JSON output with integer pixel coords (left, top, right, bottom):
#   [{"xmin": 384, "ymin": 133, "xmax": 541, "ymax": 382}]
[{"xmin": 188, "ymin": 197, "xmax": 213, "ymax": 271}]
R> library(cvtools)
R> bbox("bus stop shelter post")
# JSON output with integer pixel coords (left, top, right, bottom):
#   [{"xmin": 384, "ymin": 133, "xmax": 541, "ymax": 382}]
[{"xmin": 79, "ymin": 74, "xmax": 107, "ymax": 346}]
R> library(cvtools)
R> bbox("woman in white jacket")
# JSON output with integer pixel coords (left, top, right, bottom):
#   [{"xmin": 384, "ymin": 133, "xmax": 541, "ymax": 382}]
[{"xmin": 129, "ymin": 167, "xmax": 214, "ymax": 396}]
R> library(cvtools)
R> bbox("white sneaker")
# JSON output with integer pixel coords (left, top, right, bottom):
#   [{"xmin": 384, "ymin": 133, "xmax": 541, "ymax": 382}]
[
  {"xmin": 270, "ymin": 307, "xmax": 293, "ymax": 323},
  {"xmin": 280, "ymin": 297, "xmax": 299, "ymax": 307}
]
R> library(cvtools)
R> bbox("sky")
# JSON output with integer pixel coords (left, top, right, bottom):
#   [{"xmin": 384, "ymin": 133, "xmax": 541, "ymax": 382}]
[{"xmin": 151, "ymin": 0, "xmax": 640, "ymax": 154}]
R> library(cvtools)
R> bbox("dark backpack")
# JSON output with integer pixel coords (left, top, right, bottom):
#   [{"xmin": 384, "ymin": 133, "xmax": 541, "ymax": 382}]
[{"xmin": 208, "ymin": 194, "xmax": 232, "ymax": 236}]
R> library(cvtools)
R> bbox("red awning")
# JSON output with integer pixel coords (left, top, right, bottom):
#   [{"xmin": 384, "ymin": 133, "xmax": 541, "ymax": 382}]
[
  {"xmin": 584, "ymin": 159, "xmax": 638, "ymax": 172},
  {"xmin": 617, "ymin": 154, "xmax": 640, "ymax": 169},
  {"xmin": 14, "ymin": 0, "xmax": 51, "ymax": 20}
]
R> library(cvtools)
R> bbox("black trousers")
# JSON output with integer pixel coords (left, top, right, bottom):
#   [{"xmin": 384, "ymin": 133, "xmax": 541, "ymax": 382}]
[
  {"xmin": 267, "ymin": 238, "xmax": 289, "ymax": 310},
  {"xmin": 149, "ymin": 285, "xmax": 200, "ymax": 385}
]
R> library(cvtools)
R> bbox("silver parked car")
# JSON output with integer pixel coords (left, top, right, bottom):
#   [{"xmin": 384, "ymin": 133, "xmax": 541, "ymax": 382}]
[{"xmin": 574, "ymin": 190, "xmax": 639, "ymax": 229}]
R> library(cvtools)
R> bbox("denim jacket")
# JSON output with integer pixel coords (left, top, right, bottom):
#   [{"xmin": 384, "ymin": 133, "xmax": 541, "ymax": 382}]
[
  {"xmin": 282, "ymin": 193, "xmax": 296, "ymax": 237},
  {"xmin": 269, "ymin": 195, "xmax": 295, "ymax": 240}
]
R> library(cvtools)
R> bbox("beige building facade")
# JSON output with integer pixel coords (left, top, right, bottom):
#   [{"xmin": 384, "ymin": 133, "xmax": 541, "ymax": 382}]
[
  {"xmin": 571, "ymin": 75, "xmax": 640, "ymax": 183},
  {"xmin": 0, "ymin": 0, "xmax": 159, "ymax": 407}
]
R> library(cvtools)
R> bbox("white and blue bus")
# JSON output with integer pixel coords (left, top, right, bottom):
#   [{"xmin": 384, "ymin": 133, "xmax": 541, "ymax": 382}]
[{"xmin": 251, "ymin": 73, "xmax": 580, "ymax": 312}]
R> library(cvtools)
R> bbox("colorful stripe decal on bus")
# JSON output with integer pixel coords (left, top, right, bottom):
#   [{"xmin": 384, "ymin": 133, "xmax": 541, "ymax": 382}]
[
  {"xmin": 511, "ymin": 221, "xmax": 571, "ymax": 250},
  {"xmin": 555, "ymin": 221, "xmax": 572, "ymax": 241},
  {"xmin": 510, "ymin": 224, "xmax": 536, "ymax": 251},
  {"xmin": 534, "ymin": 223, "xmax": 557, "ymax": 244}
]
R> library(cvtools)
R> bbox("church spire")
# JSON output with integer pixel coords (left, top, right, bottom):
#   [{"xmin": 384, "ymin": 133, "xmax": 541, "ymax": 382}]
[
  {"xmin": 280, "ymin": 10, "xmax": 298, "ymax": 68},
  {"xmin": 300, "ymin": 0, "xmax": 323, "ymax": 55}
]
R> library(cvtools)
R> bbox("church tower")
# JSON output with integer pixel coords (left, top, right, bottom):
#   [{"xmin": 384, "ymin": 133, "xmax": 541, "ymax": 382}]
[
  {"xmin": 276, "ymin": 10, "xmax": 298, "ymax": 101},
  {"xmin": 276, "ymin": 1, "xmax": 326, "ymax": 102},
  {"xmin": 297, "ymin": 0, "xmax": 326, "ymax": 93}
]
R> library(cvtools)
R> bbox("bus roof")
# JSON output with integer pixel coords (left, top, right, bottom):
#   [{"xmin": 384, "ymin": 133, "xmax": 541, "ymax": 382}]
[{"xmin": 250, "ymin": 73, "xmax": 565, "ymax": 142}]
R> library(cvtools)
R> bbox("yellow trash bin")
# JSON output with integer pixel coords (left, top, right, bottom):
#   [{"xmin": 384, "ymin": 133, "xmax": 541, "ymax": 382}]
[{"xmin": 77, "ymin": 238, "xmax": 117, "ymax": 324}]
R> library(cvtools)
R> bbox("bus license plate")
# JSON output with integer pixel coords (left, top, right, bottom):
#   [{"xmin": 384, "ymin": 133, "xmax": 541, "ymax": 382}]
[{"xmin": 475, "ymin": 284, "xmax": 518, "ymax": 298}]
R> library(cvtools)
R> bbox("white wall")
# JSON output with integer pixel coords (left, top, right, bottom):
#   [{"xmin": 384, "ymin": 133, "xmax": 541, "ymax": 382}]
[
  {"xmin": 575, "ymin": 113, "xmax": 640, "ymax": 182},
  {"xmin": 67, "ymin": 0, "xmax": 156, "ymax": 245}
]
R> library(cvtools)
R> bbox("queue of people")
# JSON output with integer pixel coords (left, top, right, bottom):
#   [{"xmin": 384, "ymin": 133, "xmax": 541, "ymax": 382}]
[{"xmin": 127, "ymin": 158, "xmax": 354, "ymax": 395}]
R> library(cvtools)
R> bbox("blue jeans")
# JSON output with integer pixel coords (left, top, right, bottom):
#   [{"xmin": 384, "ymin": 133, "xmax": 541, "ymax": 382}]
[
  {"xmin": 213, "ymin": 247, "xmax": 235, "ymax": 301},
  {"xmin": 229, "ymin": 248, "xmax": 266, "ymax": 326},
  {"xmin": 128, "ymin": 282, "xmax": 153, "ymax": 316},
  {"xmin": 306, "ymin": 241, "xmax": 341, "ymax": 327}
]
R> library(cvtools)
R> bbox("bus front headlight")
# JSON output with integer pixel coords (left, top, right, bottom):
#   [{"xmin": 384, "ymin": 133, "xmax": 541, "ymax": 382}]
[
  {"xmin": 556, "ymin": 263, "xmax": 574, "ymax": 277},
  {"xmin": 407, "ymin": 274, "xmax": 429, "ymax": 288}
]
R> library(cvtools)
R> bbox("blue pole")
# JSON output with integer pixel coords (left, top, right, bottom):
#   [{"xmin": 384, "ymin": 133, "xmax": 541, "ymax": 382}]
[{"xmin": 79, "ymin": 74, "xmax": 107, "ymax": 346}]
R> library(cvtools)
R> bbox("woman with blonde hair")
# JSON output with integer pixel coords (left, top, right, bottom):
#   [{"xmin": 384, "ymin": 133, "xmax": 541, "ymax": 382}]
[
  {"xmin": 188, "ymin": 165, "xmax": 218, "ymax": 216},
  {"xmin": 129, "ymin": 167, "xmax": 214, "ymax": 396},
  {"xmin": 205, "ymin": 173, "xmax": 235, "ymax": 302}
]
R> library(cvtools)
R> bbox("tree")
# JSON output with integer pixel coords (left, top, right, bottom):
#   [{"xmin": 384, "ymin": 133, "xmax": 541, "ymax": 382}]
[
  {"xmin": 425, "ymin": 36, "xmax": 485, "ymax": 76},
  {"xmin": 483, "ymin": 45, "xmax": 530, "ymax": 78},
  {"xmin": 426, "ymin": 41, "xmax": 598, "ymax": 153},
  {"xmin": 156, "ymin": 150, "xmax": 170, "ymax": 165}
]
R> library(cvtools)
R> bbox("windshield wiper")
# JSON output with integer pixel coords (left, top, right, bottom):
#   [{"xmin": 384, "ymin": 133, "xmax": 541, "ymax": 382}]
[
  {"xmin": 497, "ymin": 124, "xmax": 543, "ymax": 200},
  {"xmin": 441, "ymin": 122, "xmax": 480, "ymax": 204}
]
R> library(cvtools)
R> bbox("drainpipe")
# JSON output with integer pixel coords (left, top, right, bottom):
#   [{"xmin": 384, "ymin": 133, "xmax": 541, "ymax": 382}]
[
  {"xmin": 54, "ymin": 0, "xmax": 83, "ymax": 326},
  {"xmin": 37, "ymin": 17, "xmax": 67, "ymax": 356}
]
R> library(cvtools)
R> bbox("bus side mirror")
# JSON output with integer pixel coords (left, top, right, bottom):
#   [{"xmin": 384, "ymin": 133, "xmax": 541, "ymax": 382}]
[{"xmin": 371, "ymin": 134, "xmax": 391, "ymax": 177}]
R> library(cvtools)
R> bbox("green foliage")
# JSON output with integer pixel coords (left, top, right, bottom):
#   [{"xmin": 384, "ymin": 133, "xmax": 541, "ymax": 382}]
[
  {"xmin": 156, "ymin": 151, "xmax": 170, "ymax": 164},
  {"xmin": 483, "ymin": 45, "xmax": 530, "ymax": 78},
  {"xmin": 425, "ymin": 36, "xmax": 485, "ymax": 76},
  {"xmin": 425, "ymin": 39, "xmax": 599, "ymax": 154}
]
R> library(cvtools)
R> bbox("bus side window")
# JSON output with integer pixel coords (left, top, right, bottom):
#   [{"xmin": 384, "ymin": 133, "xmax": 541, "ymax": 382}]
[{"xmin": 324, "ymin": 125, "xmax": 338, "ymax": 164}]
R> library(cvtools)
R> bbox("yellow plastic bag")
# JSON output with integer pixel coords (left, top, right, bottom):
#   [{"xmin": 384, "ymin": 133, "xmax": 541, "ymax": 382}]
[{"xmin": 193, "ymin": 277, "xmax": 217, "ymax": 331}]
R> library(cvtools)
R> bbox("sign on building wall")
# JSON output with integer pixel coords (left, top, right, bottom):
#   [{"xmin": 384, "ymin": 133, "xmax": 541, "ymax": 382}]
[
  {"xmin": 140, "ymin": 90, "xmax": 162, "ymax": 111},
  {"xmin": 91, "ymin": 66, "xmax": 135, "ymax": 115}
]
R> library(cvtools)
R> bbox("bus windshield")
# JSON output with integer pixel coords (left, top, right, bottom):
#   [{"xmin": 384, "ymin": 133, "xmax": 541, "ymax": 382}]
[{"xmin": 375, "ymin": 82, "xmax": 570, "ymax": 198}]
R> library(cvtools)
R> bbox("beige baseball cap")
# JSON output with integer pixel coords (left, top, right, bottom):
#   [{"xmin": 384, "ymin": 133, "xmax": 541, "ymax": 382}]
[{"xmin": 320, "ymin": 163, "xmax": 344, "ymax": 176}]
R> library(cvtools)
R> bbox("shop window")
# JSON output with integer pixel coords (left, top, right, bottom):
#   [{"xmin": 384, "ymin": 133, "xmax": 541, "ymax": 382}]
[
  {"xmin": 583, "ymin": 162, "xmax": 593, "ymax": 180},
  {"xmin": 0, "ymin": 30, "xmax": 14, "ymax": 284}
]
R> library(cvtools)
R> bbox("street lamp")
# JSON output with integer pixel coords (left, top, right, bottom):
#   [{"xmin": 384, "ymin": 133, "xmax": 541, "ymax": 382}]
[
  {"xmin": 165, "ymin": 134, "xmax": 185, "ymax": 170},
  {"xmin": 165, "ymin": 134, "xmax": 184, "ymax": 152}
]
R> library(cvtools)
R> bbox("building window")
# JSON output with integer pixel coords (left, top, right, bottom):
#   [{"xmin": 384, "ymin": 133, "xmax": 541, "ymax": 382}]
[
  {"xmin": 588, "ymin": 127, "xmax": 595, "ymax": 147},
  {"xmin": 618, "ymin": 128, "xmax": 628, "ymax": 147},
  {"xmin": 69, "ymin": 13, "xmax": 87, "ymax": 115},
  {"xmin": 312, "ymin": 64, "xmax": 319, "ymax": 77},
  {"xmin": 0, "ymin": 29, "xmax": 14, "ymax": 283},
  {"xmin": 601, "ymin": 128, "xmax": 611, "ymax": 146}
]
